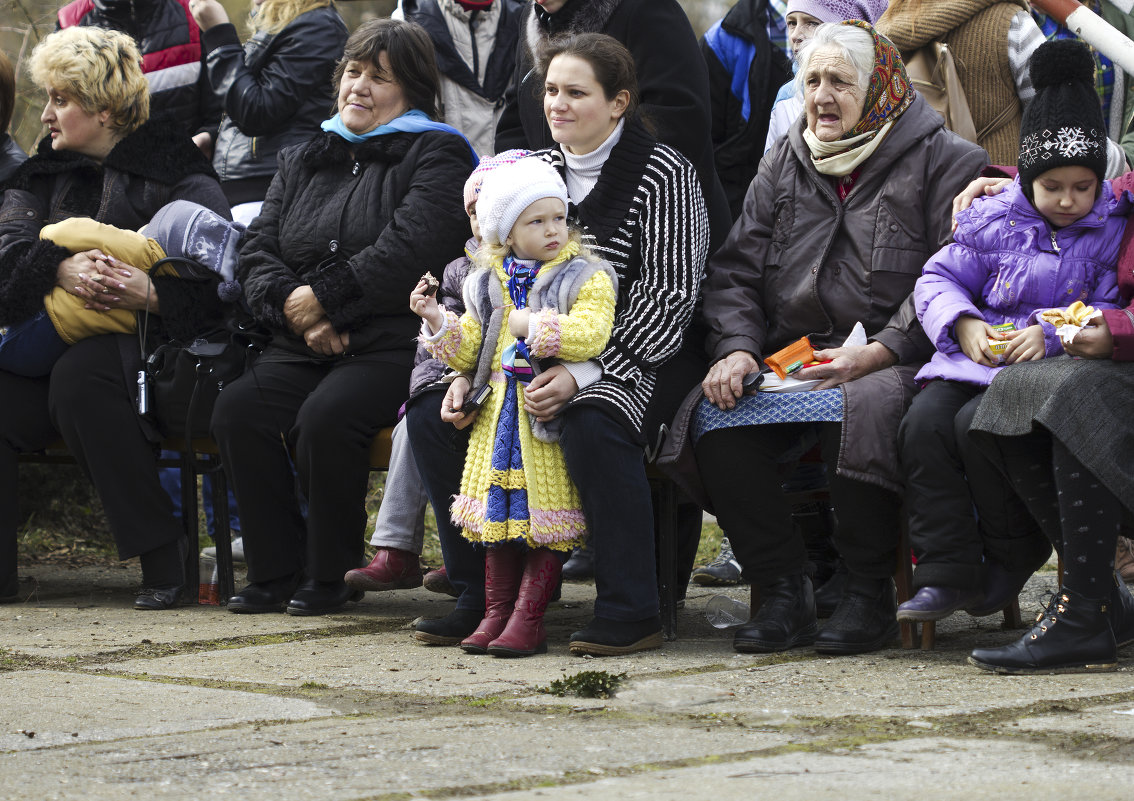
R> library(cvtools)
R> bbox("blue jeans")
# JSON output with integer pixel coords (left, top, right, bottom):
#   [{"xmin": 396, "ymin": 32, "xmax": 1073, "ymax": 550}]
[
  {"xmin": 0, "ymin": 311, "xmax": 68, "ymax": 377},
  {"xmin": 159, "ymin": 452, "xmax": 241, "ymax": 539}
]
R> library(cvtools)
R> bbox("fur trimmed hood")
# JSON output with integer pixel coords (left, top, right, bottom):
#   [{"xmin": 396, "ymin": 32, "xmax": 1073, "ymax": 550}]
[{"xmin": 525, "ymin": 0, "xmax": 622, "ymax": 63}]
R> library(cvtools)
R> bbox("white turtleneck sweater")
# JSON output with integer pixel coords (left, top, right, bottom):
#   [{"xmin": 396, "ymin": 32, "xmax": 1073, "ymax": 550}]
[{"xmin": 562, "ymin": 119, "xmax": 624, "ymax": 203}]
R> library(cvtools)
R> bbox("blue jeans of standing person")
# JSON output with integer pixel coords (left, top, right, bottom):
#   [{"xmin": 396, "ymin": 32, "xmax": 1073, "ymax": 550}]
[
  {"xmin": 0, "ymin": 311, "xmax": 69, "ymax": 378},
  {"xmin": 158, "ymin": 455, "xmax": 241, "ymax": 540}
]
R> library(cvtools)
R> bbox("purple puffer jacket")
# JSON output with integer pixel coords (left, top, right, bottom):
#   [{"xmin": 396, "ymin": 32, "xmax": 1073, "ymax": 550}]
[{"xmin": 915, "ymin": 177, "xmax": 1127, "ymax": 387}]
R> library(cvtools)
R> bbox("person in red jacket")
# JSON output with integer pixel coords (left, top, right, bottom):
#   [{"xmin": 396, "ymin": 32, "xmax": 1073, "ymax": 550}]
[{"xmin": 56, "ymin": 0, "xmax": 219, "ymax": 141}]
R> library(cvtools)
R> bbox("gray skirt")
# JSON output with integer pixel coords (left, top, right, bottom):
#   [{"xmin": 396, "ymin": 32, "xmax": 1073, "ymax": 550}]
[{"xmin": 969, "ymin": 355, "xmax": 1134, "ymax": 513}]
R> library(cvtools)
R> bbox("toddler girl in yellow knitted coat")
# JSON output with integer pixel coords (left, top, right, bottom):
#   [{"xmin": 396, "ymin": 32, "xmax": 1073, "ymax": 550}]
[{"xmin": 411, "ymin": 156, "xmax": 616, "ymax": 657}]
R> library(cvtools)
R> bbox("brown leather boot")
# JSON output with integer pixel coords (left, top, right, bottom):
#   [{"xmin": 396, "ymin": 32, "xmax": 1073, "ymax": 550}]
[
  {"xmin": 488, "ymin": 549, "xmax": 561, "ymax": 657},
  {"xmin": 460, "ymin": 546, "xmax": 524, "ymax": 654}
]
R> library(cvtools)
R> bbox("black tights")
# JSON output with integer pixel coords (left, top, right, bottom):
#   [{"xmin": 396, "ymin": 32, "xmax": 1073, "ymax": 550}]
[{"xmin": 990, "ymin": 431, "xmax": 1120, "ymax": 598}]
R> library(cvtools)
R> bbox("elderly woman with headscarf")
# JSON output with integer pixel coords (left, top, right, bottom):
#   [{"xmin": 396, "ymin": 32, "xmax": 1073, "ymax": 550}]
[{"xmin": 674, "ymin": 21, "xmax": 987, "ymax": 656}]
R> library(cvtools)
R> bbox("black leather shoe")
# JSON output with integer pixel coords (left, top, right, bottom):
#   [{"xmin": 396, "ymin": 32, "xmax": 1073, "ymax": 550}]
[
  {"xmin": 286, "ymin": 579, "xmax": 363, "ymax": 616},
  {"xmin": 134, "ymin": 584, "xmax": 184, "ymax": 610},
  {"xmin": 814, "ymin": 575, "xmax": 899, "ymax": 655},
  {"xmin": 568, "ymin": 615, "xmax": 663, "ymax": 656},
  {"xmin": 228, "ymin": 576, "xmax": 298, "ymax": 614},
  {"xmin": 970, "ymin": 587, "xmax": 1117, "ymax": 674},
  {"xmin": 812, "ymin": 561, "xmax": 847, "ymax": 618},
  {"xmin": 1108, "ymin": 572, "xmax": 1134, "ymax": 649},
  {"xmin": 561, "ymin": 544, "xmax": 595, "ymax": 581},
  {"xmin": 734, "ymin": 573, "xmax": 818, "ymax": 653},
  {"xmin": 414, "ymin": 607, "xmax": 484, "ymax": 645}
]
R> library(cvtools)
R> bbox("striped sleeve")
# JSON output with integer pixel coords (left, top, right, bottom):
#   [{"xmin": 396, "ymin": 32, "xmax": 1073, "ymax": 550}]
[{"xmin": 598, "ymin": 148, "xmax": 709, "ymax": 389}]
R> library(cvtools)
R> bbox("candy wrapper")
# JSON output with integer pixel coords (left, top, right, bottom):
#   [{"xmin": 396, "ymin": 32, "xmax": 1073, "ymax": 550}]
[{"xmin": 1039, "ymin": 301, "xmax": 1100, "ymax": 345}]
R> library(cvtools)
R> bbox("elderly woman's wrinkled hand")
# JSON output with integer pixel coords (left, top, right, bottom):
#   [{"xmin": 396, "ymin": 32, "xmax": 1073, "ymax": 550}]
[
  {"xmin": 800, "ymin": 342, "xmax": 896, "ymax": 390},
  {"xmin": 703, "ymin": 351, "xmax": 760, "ymax": 410},
  {"xmin": 952, "ymin": 177, "xmax": 1011, "ymax": 230},
  {"xmin": 1064, "ymin": 316, "xmax": 1115, "ymax": 359},
  {"xmin": 303, "ymin": 319, "xmax": 349, "ymax": 357},
  {"xmin": 441, "ymin": 374, "xmax": 478, "ymax": 430},
  {"xmin": 284, "ymin": 285, "xmax": 326, "ymax": 335}
]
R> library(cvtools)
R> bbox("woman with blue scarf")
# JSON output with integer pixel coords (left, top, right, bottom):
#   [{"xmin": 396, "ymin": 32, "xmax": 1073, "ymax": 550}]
[{"xmin": 212, "ymin": 19, "xmax": 477, "ymax": 617}]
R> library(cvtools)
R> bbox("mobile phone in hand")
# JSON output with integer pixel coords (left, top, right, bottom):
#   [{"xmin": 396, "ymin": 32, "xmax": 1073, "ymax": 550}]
[{"xmin": 451, "ymin": 383, "xmax": 491, "ymax": 415}]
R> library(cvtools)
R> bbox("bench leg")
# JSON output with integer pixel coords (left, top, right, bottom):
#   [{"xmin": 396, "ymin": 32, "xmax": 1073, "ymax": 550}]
[{"xmin": 207, "ymin": 460, "xmax": 235, "ymax": 603}]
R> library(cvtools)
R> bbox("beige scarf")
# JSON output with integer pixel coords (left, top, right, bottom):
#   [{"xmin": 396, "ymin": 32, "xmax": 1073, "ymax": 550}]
[{"xmin": 803, "ymin": 121, "xmax": 893, "ymax": 177}]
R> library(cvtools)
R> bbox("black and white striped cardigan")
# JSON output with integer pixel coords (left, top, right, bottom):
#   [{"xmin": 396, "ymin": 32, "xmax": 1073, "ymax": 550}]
[{"xmin": 538, "ymin": 120, "xmax": 709, "ymax": 441}]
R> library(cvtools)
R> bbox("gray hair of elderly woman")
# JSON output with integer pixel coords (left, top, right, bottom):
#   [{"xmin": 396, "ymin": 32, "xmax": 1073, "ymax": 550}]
[{"xmin": 793, "ymin": 23, "xmax": 875, "ymax": 98}]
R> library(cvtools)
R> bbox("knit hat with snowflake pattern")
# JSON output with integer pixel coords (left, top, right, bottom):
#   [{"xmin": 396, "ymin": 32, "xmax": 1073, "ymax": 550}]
[{"xmin": 1018, "ymin": 39, "xmax": 1107, "ymax": 197}]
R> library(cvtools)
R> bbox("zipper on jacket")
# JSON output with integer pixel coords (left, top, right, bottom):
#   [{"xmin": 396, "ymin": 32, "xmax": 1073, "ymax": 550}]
[
  {"xmin": 1048, "ymin": 227, "xmax": 1060, "ymax": 254},
  {"xmin": 469, "ymin": 15, "xmax": 480, "ymax": 80}
]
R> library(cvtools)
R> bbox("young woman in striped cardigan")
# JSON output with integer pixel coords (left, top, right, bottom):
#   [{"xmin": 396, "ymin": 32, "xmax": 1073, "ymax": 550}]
[{"xmin": 407, "ymin": 32, "xmax": 710, "ymax": 655}]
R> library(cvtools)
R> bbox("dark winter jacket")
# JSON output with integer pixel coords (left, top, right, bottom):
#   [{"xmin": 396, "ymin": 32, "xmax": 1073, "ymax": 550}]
[
  {"xmin": 239, "ymin": 130, "xmax": 475, "ymax": 359},
  {"xmin": 701, "ymin": 0, "xmax": 792, "ymax": 218},
  {"xmin": 0, "ymin": 135, "xmax": 26, "ymax": 184},
  {"xmin": 0, "ymin": 117, "xmax": 229, "ymax": 340},
  {"xmin": 494, "ymin": 0, "xmax": 733, "ymax": 248},
  {"xmin": 704, "ymin": 94, "xmax": 987, "ymax": 367},
  {"xmin": 202, "ymin": 6, "xmax": 348, "ymax": 206},
  {"xmin": 408, "ymin": 242, "xmax": 473, "ymax": 400},
  {"xmin": 57, "ymin": 0, "xmax": 220, "ymax": 138}
]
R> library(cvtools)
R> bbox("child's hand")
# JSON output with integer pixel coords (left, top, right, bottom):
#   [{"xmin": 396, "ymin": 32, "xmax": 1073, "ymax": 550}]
[
  {"xmin": 954, "ymin": 316, "xmax": 999, "ymax": 367},
  {"xmin": 410, "ymin": 277, "xmax": 444, "ymax": 332},
  {"xmin": 508, "ymin": 307, "xmax": 531, "ymax": 338},
  {"xmin": 1003, "ymin": 325, "xmax": 1045, "ymax": 363}
]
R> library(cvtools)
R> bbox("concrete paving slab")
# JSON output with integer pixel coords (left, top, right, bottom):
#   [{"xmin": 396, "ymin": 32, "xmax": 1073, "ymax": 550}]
[
  {"xmin": 1017, "ymin": 700, "xmax": 1134, "ymax": 739},
  {"xmin": 92, "ymin": 630, "xmax": 742, "ymax": 696},
  {"xmin": 0, "ymin": 671, "xmax": 336, "ymax": 752},
  {"xmin": 0, "ymin": 708, "xmax": 794, "ymax": 800},
  {"xmin": 465, "ymin": 737, "xmax": 1134, "ymax": 800}
]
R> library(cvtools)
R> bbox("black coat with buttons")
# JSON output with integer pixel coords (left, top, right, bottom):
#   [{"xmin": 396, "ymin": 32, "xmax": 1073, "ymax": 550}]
[{"xmin": 239, "ymin": 129, "xmax": 474, "ymax": 358}]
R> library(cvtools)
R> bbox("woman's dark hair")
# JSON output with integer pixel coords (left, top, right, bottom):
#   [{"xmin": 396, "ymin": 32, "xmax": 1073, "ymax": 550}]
[
  {"xmin": 0, "ymin": 51, "xmax": 15, "ymax": 132},
  {"xmin": 332, "ymin": 18, "xmax": 440, "ymax": 119},
  {"xmin": 538, "ymin": 33, "xmax": 641, "ymax": 123}
]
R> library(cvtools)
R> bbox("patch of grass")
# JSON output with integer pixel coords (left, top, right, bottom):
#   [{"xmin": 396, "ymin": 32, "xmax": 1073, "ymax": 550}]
[
  {"xmin": 301, "ymin": 681, "xmax": 329, "ymax": 689},
  {"xmin": 540, "ymin": 670, "xmax": 627, "ymax": 700}
]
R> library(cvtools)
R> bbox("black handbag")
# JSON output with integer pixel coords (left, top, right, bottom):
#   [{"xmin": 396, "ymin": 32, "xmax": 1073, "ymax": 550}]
[{"xmin": 135, "ymin": 258, "xmax": 263, "ymax": 442}]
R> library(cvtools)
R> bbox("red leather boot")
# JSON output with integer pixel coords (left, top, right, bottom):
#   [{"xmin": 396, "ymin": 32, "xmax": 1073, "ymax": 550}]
[
  {"xmin": 460, "ymin": 546, "xmax": 524, "ymax": 654},
  {"xmin": 344, "ymin": 547, "xmax": 423, "ymax": 592},
  {"xmin": 488, "ymin": 549, "xmax": 561, "ymax": 657}
]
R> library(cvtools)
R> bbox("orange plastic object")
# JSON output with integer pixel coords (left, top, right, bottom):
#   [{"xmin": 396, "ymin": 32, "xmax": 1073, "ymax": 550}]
[{"xmin": 764, "ymin": 337, "xmax": 815, "ymax": 380}]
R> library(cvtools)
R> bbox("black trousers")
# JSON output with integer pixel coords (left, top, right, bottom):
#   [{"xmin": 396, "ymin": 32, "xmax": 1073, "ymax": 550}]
[
  {"xmin": 898, "ymin": 379, "xmax": 1050, "ymax": 590},
  {"xmin": 0, "ymin": 335, "xmax": 183, "ymax": 582},
  {"xmin": 211, "ymin": 351, "xmax": 410, "ymax": 584},
  {"xmin": 695, "ymin": 421, "xmax": 900, "ymax": 585},
  {"xmin": 405, "ymin": 345, "xmax": 706, "ymax": 622}
]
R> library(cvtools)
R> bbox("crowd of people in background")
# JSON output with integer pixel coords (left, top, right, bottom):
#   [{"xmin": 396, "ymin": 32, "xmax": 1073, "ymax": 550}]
[{"xmin": 1, "ymin": 0, "xmax": 1134, "ymax": 676}]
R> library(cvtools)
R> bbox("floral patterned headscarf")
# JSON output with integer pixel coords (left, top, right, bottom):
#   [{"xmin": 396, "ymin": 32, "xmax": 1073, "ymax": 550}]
[{"xmin": 842, "ymin": 20, "xmax": 914, "ymax": 139}]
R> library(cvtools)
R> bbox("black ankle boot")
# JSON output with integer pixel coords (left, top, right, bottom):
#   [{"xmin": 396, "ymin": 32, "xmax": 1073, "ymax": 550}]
[
  {"xmin": 414, "ymin": 608, "xmax": 484, "ymax": 645},
  {"xmin": 1107, "ymin": 573, "xmax": 1134, "ymax": 649},
  {"xmin": 969, "ymin": 587, "xmax": 1117, "ymax": 674},
  {"xmin": 734, "ymin": 573, "xmax": 817, "ymax": 653},
  {"xmin": 812, "ymin": 560, "xmax": 847, "ymax": 618},
  {"xmin": 814, "ymin": 574, "xmax": 898, "ymax": 655}
]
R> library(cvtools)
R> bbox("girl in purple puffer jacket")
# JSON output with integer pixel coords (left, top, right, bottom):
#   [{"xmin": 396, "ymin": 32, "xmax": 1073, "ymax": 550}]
[{"xmin": 896, "ymin": 40, "xmax": 1128, "ymax": 627}]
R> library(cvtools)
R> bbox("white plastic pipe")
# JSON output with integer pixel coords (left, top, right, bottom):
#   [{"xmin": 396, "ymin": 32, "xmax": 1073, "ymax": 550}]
[{"xmin": 1032, "ymin": 0, "xmax": 1134, "ymax": 74}]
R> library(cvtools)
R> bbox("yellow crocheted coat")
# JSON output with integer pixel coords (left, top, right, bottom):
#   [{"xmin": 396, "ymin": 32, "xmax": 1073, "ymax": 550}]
[{"xmin": 424, "ymin": 242, "xmax": 617, "ymax": 550}]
